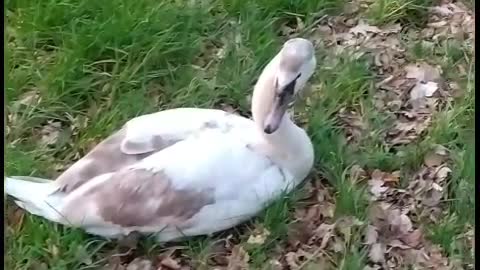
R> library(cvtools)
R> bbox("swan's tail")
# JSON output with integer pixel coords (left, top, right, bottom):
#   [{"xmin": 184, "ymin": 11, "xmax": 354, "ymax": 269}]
[{"xmin": 5, "ymin": 176, "xmax": 64, "ymax": 223}]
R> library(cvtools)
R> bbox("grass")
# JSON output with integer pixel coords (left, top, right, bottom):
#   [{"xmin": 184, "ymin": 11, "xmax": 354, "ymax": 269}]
[
  {"xmin": 365, "ymin": 0, "xmax": 433, "ymax": 26},
  {"xmin": 5, "ymin": 0, "xmax": 474, "ymax": 269}
]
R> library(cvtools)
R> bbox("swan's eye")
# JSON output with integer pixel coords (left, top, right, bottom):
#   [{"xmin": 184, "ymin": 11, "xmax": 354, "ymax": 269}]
[
  {"xmin": 283, "ymin": 77, "xmax": 297, "ymax": 94},
  {"xmin": 276, "ymin": 73, "xmax": 300, "ymax": 95}
]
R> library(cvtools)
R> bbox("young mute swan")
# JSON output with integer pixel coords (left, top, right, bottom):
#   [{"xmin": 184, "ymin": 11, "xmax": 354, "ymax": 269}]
[{"xmin": 5, "ymin": 38, "xmax": 316, "ymax": 242}]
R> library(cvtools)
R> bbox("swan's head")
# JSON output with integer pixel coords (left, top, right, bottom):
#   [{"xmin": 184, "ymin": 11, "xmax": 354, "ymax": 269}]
[{"xmin": 262, "ymin": 38, "xmax": 316, "ymax": 134}]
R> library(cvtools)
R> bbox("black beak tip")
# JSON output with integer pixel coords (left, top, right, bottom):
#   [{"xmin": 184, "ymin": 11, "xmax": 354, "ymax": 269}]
[{"xmin": 264, "ymin": 125, "xmax": 274, "ymax": 134}]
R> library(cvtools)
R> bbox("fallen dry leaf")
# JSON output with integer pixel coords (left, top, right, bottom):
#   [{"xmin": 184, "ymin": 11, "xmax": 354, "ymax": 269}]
[
  {"xmin": 365, "ymin": 203, "xmax": 428, "ymax": 267},
  {"xmin": 227, "ymin": 246, "xmax": 249, "ymax": 270},
  {"xmin": 405, "ymin": 63, "xmax": 442, "ymax": 82},
  {"xmin": 464, "ymin": 227, "xmax": 474, "ymax": 252},
  {"xmin": 338, "ymin": 108, "xmax": 366, "ymax": 142},
  {"xmin": 424, "ymin": 145, "xmax": 449, "ymax": 167},
  {"xmin": 285, "ymin": 251, "xmax": 301, "ymax": 269},
  {"xmin": 400, "ymin": 229, "xmax": 423, "ymax": 248},
  {"xmin": 343, "ymin": 2, "xmax": 360, "ymax": 15},
  {"xmin": 284, "ymin": 249, "xmax": 319, "ymax": 270},
  {"xmin": 405, "ymin": 165, "xmax": 451, "ymax": 214},
  {"xmin": 297, "ymin": 206, "xmax": 318, "ymax": 222},
  {"xmin": 368, "ymin": 179, "xmax": 388, "ymax": 199},
  {"xmin": 389, "ymin": 210, "xmax": 413, "ymax": 235},
  {"xmin": 368, "ymin": 169, "xmax": 402, "ymax": 199},
  {"xmin": 371, "ymin": 169, "xmax": 400, "ymax": 183},
  {"xmin": 369, "ymin": 243, "xmax": 385, "ymax": 263},
  {"xmin": 118, "ymin": 232, "xmax": 141, "ymax": 250},
  {"xmin": 424, "ymin": 153, "xmax": 444, "ymax": 167},
  {"xmin": 314, "ymin": 223, "xmax": 335, "ymax": 249},
  {"xmin": 126, "ymin": 258, "xmax": 153, "ymax": 270},
  {"xmin": 410, "ymin": 81, "xmax": 439, "ymax": 101},
  {"xmin": 279, "ymin": 17, "xmax": 305, "ymax": 38},
  {"xmin": 39, "ymin": 120, "xmax": 65, "ymax": 147},
  {"xmin": 384, "ymin": 171, "xmax": 401, "ymax": 184},
  {"xmin": 193, "ymin": 41, "xmax": 227, "ymax": 69},
  {"xmin": 160, "ymin": 257, "xmax": 181, "ymax": 270},
  {"xmin": 336, "ymin": 216, "xmax": 363, "ymax": 244},
  {"xmin": 267, "ymin": 259, "xmax": 283, "ymax": 270},
  {"xmin": 350, "ymin": 20, "xmax": 381, "ymax": 36},
  {"xmin": 102, "ymin": 262, "xmax": 126, "ymax": 270},
  {"xmin": 430, "ymin": 5, "xmax": 455, "ymax": 16},
  {"xmin": 363, "ymin": 266, "xmax": 381, "ymax": 270},
  {"xmin": 287, "ymin": 221, "xmax": 314, "ymax": 247},
  {"xmin": 350, "ymin": 164, "xmax": 367, "ymax": 183},
  {"xmin": 247, "ymin": 226, "xmax": 270, "ymax": 245},
  {"xmin": 49, "ymin": 245, "xmax": 60, "ymax": 258},
  {"xmin": 389, "ymin": 239, "xmax": 412, "ymax": 250},
  {"xmin": 387, "ymin": 111, "xmax": 432, "ymax": 145},
  {"xmin": 13, "ymin": 90, "xmax": 40, "ymax": 108},
  {"xmin": 382, "ymin": 24, "xmax": 402, "ymax": 34},
  {"xmin": 403, "ymin": 63, "xmax": 443, "ymax": 110},
  {"xmin": 365, "ymin": 225, "xmax": 379, "ymax": 245},
  {"xmin": 6, "ymin": 205, "xmax": 25, "ymax": 232},
  {"xmin": 435, "ymin": 166, "xmax": 452, "ymax": 181},
  {"xmin": 74, "ymin": 246, "xmax": 95, "ymax": 266}
]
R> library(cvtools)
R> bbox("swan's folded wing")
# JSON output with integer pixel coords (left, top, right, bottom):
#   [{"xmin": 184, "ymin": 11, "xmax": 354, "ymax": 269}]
[
  {"xmin": 55, "ymin": 109, "xmax": 229, "ymax": 193},
  {"xmin": 119, "ymin": 113, "xmax": 182, "ymax": 155},
  {"xmin": 119, "ymin": 108, "xmax": 231, "ymax": 155},
  {"xmin": 55, "ymin": 127, "xmax": 173, "ymax": 193},
  {"xmin": 63, "ymin": 168, "xmax": 215, "ymax": 230}
]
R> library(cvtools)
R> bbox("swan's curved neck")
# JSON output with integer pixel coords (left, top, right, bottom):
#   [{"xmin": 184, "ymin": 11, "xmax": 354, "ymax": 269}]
[
  {"xmin": 251, "ymin": 59, "xmax": 277, "ymax": 131},
  {"xmin": 250, "ymin": 57, "xmax": 313, "ymax": 179}
]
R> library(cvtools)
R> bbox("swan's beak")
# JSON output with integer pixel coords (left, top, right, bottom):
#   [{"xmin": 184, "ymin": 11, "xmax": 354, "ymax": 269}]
[{"xmin": 263, "ymin": 78, "xmax": 297, "ymax": 134}]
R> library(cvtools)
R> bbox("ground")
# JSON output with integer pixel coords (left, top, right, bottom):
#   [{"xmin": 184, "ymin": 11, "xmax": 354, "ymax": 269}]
[{"xmin": 5, "ymin": 0, "xmax": 475, "ymax": 269}]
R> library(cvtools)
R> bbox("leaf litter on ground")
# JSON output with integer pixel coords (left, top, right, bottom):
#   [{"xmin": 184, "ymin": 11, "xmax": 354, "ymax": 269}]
[
  {"xmin": 296, "ymin": 2, "xmax": 472, "ymax": 268},
  {"xmin": 360, "ymin": 143, "xmax": 455, "ymax": 268},
  {"xmin": 307, "ymin": 1, "xmax": 472, "ymax": 147}
]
